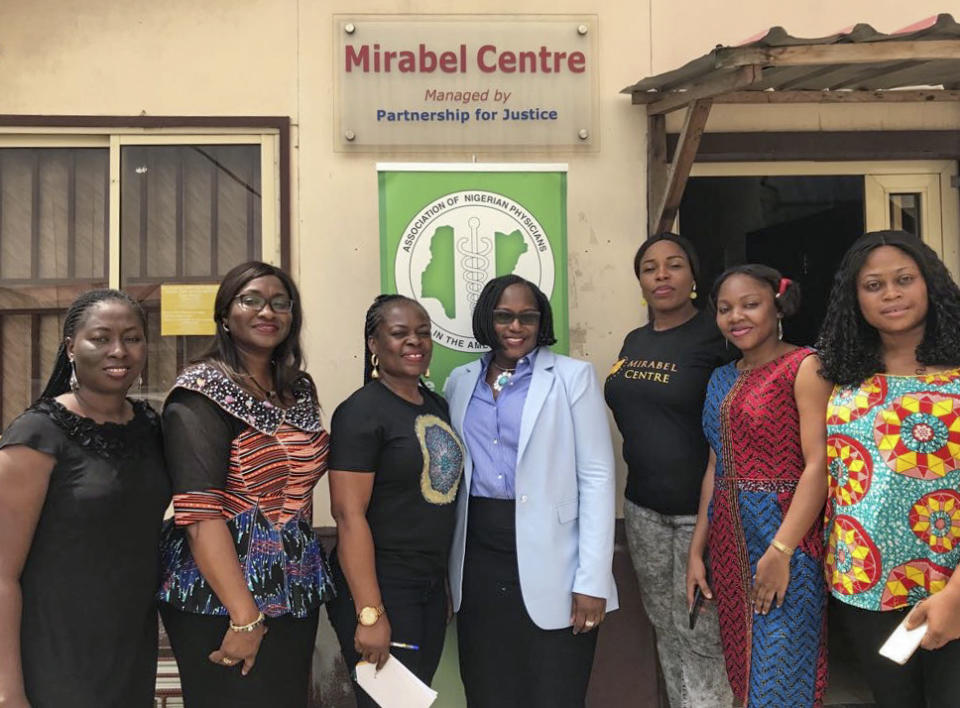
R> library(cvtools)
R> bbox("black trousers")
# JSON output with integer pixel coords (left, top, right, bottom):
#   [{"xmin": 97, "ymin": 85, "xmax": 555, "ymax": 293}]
[
  {"xmin": 325, "ymin": 556, "xmax": 447, "ymax": 708},
  {"xmin": 159, "ymin": 604, "xmax": 319, "ymax": 708},
  {"xmin": 831, "ymin": 597, "xmax": 960, "ymax": 708},
  {"xmin": 458, "ymin": 497, "xmax": 599, "ymax": 708}
]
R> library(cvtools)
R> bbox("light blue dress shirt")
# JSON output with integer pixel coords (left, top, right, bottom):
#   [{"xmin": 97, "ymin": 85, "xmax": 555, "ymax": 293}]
[{"xmin": 463, "ymin": 349, "xmax": 537, "ymax": 499}]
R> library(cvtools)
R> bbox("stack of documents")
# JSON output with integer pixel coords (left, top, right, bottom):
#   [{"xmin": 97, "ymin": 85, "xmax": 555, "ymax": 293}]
[{"xmin": 356, "ymin": 657, "xmax": 438, "ymax": 708}]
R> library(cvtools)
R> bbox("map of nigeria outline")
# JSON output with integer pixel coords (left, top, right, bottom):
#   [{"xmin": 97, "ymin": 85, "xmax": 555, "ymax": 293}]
[{"xmin": 421, "ymin": 225, "xmax": 528, "ymax": 318}]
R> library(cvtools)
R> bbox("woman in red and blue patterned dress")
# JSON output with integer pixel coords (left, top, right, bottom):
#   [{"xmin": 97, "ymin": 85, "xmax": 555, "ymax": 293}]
[{"xmin": 687, "ymin": 265, "xmax": 832, "ymax": 707}]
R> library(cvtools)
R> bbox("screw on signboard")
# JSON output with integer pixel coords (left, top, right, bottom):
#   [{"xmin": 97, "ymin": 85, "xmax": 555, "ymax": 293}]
[
  {"xmin": 344, "ymin": 23, "xmax": 356, "ymax": 34},
  {"xmin": 578, "ymin": 129, "xmax": 590, "ymax": 140},
  {"xmin": 577, "ymin": 24, "xmax": 589, "ymax": 36},
  {"xmin": 344, "ymin": 130, "xmax": 356, "ymax": 141}
]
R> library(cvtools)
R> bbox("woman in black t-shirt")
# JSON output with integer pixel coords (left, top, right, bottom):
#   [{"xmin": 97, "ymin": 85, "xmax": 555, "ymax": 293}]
[
  {"xmin": 604, "ymin": 233, "xmax": 733, "ymax": 708},
  {"xmin": 326, "ymin": 294, "xmax": 465, "ymax": 707}
]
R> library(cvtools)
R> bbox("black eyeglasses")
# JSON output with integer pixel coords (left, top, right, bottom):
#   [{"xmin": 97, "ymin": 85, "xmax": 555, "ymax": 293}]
[
  {"xmin": 233, "ymin": 294, "xmax": 294, "ymax": 313},
  {"xmin": 492, "ymin": 309, "xmax": 541, "ymax": 326}
]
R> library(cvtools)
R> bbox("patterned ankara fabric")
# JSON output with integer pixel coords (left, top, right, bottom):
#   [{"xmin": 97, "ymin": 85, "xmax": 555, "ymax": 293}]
[
  {"xmin": 825, "ymin": 369, "xmax": 960, "ymax": 612},
  {"xmin": 157, "ymin": 363, "xmax": 335, "ymax": 618},
  {"xmin": 703, "ymin": 348, "xmax": 828, "ymax": 708}
]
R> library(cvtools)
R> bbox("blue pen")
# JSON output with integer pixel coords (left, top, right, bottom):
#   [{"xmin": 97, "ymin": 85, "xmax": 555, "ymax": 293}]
[{"xmin": 390, "ymin": 641, "xmax": 420, "ymax": 651}]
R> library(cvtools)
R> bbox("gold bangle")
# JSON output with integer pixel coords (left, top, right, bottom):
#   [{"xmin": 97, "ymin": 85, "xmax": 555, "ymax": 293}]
[
  {"xmin": 229, "ymin": 611, "xmax": 265, "ymax": 632},
  {"xmin": 770, "ymin": 539, "xmax": 794, "ymax": 556}
]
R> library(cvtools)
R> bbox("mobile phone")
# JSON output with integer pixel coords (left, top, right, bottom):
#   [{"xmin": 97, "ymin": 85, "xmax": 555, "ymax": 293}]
[
  {"xmin": 689, "ymin": 586, "xmax": 705, "ymax": 630},
  {"xmin": 879, "ymin": 616, "xmax": 927, "ymax": 665}
]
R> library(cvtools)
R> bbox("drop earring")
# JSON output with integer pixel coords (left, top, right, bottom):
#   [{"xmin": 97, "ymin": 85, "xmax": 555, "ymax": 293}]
[
  {"xmin": 370, "ymin": 353, "xmax": 380, "ymax": 379},
  {"xmin": 640, "ymin": 297, "xmax": 647, "ymax": 307},
  {"xmin": 424, "ymin": 368, "xmax": 431, "ymax": 378},
  {"xmin": 137, "ymin": 375, "xmax": 143, "ymax": 395},
  {"xmin": 690, "ymin": 282, "xmax": 698, "ymax": 300},
  {"xmin": 69, "ymin": 358, "xmax": 79, "ymax": 392},
  {"xmin": 777, "ymin": 317, "xmax": 784, "ymax": 341}
]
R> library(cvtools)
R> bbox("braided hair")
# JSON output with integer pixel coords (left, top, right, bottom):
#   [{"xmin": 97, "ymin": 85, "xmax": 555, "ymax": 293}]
[
  {"xmin": 362, "ymin": 294, "xmax": 428, "ymax": 384},
  {"xmin": 816, "ymin": 230, "xmax": 960, "ymax": 386},
  {"xmin": 41, "ymin": 289, "xmax": 146, "ymax": 399}
]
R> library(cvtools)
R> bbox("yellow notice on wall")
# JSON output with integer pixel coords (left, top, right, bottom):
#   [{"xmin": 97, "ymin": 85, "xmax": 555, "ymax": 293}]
[{"xmin": 160, "ymin": 283, "xmax": 218, "ymax": 336}]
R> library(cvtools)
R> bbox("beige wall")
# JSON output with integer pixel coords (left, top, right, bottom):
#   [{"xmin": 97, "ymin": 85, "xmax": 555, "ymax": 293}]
[{"xmin": 0, "ymin": 0, "xmax": 955, "ymax": 524}]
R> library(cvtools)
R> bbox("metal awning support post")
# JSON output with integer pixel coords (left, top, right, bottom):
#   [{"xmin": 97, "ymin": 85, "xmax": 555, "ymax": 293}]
[{"xmin": 648, "ymin": 98, "xmax": 713, "ymax": 237}]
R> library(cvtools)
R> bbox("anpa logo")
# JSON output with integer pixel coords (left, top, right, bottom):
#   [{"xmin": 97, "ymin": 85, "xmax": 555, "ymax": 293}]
[{"xmin": 395, "ymin": 190, "xmax": 555, "ymax": 352}]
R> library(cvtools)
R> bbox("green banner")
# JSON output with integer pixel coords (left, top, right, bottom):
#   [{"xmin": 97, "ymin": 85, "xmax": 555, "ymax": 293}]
[{"xmin": 378, "ymin": 166, "xmax": 568, "ymax": 392}]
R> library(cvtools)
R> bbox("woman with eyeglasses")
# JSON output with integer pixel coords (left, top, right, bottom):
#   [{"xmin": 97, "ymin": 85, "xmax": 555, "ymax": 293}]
[
  {"xmin": 325, "ymin": 294, "xmax": 465, "ymax": 707},
  {"xmin": 157, "ymin": 261, "xmax": 334, "ymax": 708},
  {"xmin": 444, "ymin": 274, "xmax": 618, "ymax": 707}
]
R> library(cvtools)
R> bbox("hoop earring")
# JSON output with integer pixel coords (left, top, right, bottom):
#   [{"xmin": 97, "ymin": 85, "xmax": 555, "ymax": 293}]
[
  {"xmin": 370, "ymin": 353, "xmax": 380, "ymax": 379},
  {"xmin": 69, "ymin": 358, "xmax": 79, "ymax": 392},
  {"xmin": 690, "ymin": 282, "xmax": 698, "ymax": 300},
  {"xmin": 222, "ymin": 322, "xmax": 230, "ymax": 333}
]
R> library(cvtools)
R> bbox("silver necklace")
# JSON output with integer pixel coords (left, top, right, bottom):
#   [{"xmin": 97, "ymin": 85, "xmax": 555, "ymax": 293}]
[{"xmin": 491, "ymin": 361, "xmax": 516, "ymax": 393}]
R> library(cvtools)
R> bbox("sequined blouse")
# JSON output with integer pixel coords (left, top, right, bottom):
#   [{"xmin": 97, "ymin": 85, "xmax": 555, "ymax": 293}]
[{"xmin": 157, "ymin": 363, "xmax": 334, "ymax": 617}]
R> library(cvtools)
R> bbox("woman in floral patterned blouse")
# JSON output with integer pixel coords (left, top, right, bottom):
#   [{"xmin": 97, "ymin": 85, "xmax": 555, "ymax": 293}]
[{"xmin": 818, "ymin": 230, "xmax": 960, "ymax": 707}]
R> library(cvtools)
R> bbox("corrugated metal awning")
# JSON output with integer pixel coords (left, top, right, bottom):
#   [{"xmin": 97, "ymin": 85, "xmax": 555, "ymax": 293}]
[{"xmin": 624, "ymin": 13, "xmax": 960, "ymax": 115}]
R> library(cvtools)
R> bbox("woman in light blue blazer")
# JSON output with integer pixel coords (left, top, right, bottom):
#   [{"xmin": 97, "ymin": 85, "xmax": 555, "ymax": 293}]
[{"xmin": 444, "ymin": 274, "xmax": 618, "ymax": 708}]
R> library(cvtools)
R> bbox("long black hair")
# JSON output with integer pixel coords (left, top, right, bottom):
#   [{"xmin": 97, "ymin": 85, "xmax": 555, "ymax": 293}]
[
  {"xmin": 41, "ymin": 289, "xmax": 146, "ymax": 399},
  {"xmin": 710, "ymin": 264, "xmax": 802, "ymax": 318},
  {"xmin": 362, "ymin": 294, "xmax": 429, "ymax": 384},
  {"xmin": 200, "ymin": 261, "xmax": 310, "ymax": 401},
  {"xmin": 817, "ymin": 230, "xmax": 960, "ymax": 386},
  {"xmin": 472, "ymin": 275, "xmax": 556, "ymax": 349}
]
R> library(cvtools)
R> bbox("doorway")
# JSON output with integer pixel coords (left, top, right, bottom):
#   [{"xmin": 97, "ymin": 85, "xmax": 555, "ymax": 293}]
[
  {"xmin": 679, "ymin": 160, "xmax": 960, "ymax": 346},
  {"xmin": 681, "ymin": 174, "xmax": 863, "ymax": 345}
]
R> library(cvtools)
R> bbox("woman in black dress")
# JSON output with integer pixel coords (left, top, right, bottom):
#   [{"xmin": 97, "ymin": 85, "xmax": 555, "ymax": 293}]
[
  {"xmin": 0, "ymin": 289, "xmax": 171, "ymax": 708},
  {"xmin": 157, "ymin": 261, "xmax": 334, "ymax": 707},
  {"xmin": 326, "ymin": 294, "xmax": 465, "ymax": 707}
]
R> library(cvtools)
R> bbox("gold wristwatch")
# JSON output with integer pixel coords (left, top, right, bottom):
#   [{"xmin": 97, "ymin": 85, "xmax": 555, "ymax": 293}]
[{"xmin": 357, "ymin": 604, "xmax": 385, "ymax": 627}]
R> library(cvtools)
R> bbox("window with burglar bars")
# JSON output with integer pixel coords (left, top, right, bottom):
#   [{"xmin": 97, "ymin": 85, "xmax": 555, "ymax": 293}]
[{"xmin": 0, "ymin": 131, "xmax": 278, "ymax": 428}]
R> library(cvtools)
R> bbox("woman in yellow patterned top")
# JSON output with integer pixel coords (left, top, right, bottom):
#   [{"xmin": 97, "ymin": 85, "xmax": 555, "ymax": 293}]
[{"xmin": 818, "ymin": 230, "xmax": 960, "ymax": 707}]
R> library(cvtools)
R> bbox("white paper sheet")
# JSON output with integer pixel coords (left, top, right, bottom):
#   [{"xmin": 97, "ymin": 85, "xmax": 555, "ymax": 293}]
[{"xmin": 355, "ymin": 657, "xmax": 438, "ymax": 708}]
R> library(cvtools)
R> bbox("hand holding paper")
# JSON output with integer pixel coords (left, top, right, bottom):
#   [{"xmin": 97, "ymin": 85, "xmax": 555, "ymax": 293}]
[{"xmin": 355, "ymin": 656, "xmax": 438, "ymax": 708}]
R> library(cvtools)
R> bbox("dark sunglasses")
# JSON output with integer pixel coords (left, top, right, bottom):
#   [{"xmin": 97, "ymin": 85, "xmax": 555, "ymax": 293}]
[
  {"xmin": 492, "ymin": 309, "xmax": 541, "ymax": 326},
  {"xmin": 233, "ymin": 294, "xmax": 294, "ymax": 313}
]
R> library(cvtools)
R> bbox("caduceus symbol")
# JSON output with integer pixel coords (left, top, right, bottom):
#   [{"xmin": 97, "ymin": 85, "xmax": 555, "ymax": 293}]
[{"xmin": 457, "ymin": 216, "xmax": 492, "ymax": 308}]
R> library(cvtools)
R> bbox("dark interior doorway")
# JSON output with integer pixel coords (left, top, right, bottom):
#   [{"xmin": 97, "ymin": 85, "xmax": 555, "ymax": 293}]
[{"xmin": 680, "ymin": 175, "xmax": 865, "ymax": 345}]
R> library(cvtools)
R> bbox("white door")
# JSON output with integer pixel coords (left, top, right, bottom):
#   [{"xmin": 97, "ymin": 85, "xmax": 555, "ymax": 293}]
[{"xmin": 865, "ymin": 166, "xmax": 959, "ymax": 279}]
